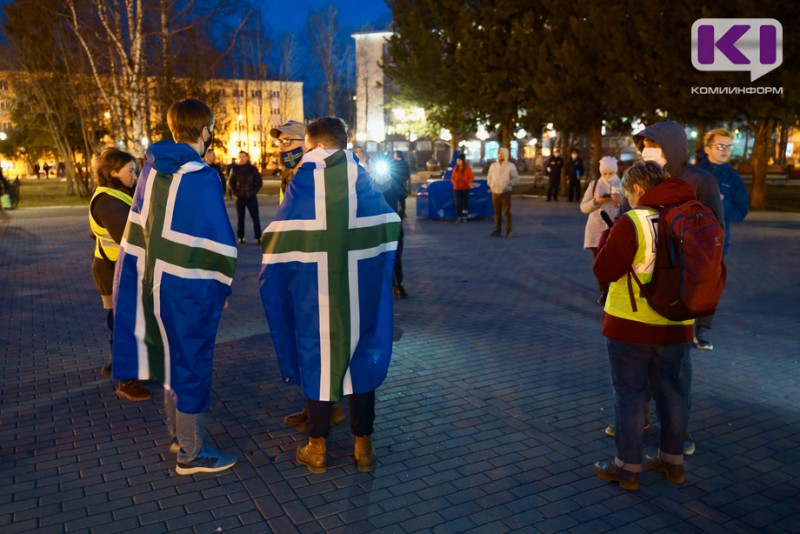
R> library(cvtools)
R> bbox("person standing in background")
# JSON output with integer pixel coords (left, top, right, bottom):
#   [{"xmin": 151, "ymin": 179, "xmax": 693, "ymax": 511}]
[
  {"xmin": 228, "ymin": 150, "xmax": 263, "ymax": 244},
  {"xmin": 204, "ymin": 148, "xmax": 225, "ymax": 194},
  {"xmin": 451, "ymin": 153, "xmax": 474, "ymax": 223},
  {"xmin": 486, "ymin": 147, "xmax": 519, "ymax": 237},
  {"xmin": 546, "ymin": 148, "xmax": 564, "ymax": 202},
  {"xmin": 566, "ymin": 148, "xmax": 584, "ymax": 202}
]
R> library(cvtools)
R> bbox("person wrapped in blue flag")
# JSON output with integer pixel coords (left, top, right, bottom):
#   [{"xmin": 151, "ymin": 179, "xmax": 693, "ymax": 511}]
[
  {"xmin": 113, "ymin": 99, "xmax": 239, "ymax": 476},
  {"xmin": 260, "ymin": 117, "xmax": 400, "ymax": 474}
]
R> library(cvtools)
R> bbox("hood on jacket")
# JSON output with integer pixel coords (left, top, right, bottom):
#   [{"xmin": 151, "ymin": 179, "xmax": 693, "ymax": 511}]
[
  {"xmin": 146, "ymin": 139, "xmax": 202, "ymax": 175},
  {"xmin": 638, "ymin": 177, "xmax": 696, "ymax": 209},
  {"xmin": 633, "ymin": 122, "xmax": 688, "ymax": 178}
]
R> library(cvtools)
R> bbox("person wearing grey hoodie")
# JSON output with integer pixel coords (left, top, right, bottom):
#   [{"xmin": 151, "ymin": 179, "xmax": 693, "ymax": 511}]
[{"xmin": 629, "ymin": 121, "xmax": 724, "ymax": 457}]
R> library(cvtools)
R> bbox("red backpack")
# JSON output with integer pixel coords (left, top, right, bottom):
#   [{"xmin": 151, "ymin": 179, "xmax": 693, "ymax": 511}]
[{"xmin": 630, "ymin": 200, "xmax": 726, "ymax": 321}]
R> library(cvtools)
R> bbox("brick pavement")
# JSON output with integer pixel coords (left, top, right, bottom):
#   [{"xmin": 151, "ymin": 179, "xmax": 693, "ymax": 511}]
[{"xmin": 1, "ymin": 195, "xmax": 799, "ymax": 533}]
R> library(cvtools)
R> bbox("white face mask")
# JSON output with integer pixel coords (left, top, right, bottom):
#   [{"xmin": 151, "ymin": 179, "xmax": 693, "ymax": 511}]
[{"xmin": 641, "ymin": 147, "xmax": 667, "ymax": 168}]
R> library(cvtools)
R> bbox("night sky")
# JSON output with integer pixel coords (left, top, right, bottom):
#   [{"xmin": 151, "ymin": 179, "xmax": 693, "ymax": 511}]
[{"xmin": 259, "ymin": 0, "xmax": 391, "ymax": 32}]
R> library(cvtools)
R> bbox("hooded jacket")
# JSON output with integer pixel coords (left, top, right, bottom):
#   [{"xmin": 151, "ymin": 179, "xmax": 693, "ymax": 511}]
[
  {"xmin": 632, "ymin": 122, "xmax": 723, "ymax": 223},
  {"xmin": 487, "ymin": 148, "xmax": 519, "ymax": 193},
  {"xmin": 594, "ymin": 178, "xmax": 696, "ymax": 344},
  {"xmin": 112, "ymin": 139, "xmax": 237, "ymax": 414}
]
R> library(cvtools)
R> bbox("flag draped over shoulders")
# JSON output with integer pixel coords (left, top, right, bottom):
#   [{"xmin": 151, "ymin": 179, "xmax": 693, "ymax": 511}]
[
  {"xmin": 112, "ymin": 140, "xmax": 237, "ymax": 414},
  {"xmin": 259, "ymin": 148, "xmax": 400, "ymax": 402}
]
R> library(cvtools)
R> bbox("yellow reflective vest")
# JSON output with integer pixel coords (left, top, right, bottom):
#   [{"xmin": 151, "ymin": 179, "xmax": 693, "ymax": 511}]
[
  {"xmin": 604, "ymin": 208, "xmax": 694, "ymax": 327},
  {"xmin": 89, "ymin": 187, "xmax": 132, "ymax": 262}
]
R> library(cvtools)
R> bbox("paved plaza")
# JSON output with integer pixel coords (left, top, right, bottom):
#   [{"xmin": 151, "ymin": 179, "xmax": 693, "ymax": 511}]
[{"xmin": 1, "ymin": 194, "xmax": 799, "ymax": 533}]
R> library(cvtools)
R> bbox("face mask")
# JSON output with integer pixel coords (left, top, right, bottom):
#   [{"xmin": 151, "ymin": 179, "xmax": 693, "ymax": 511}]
[
  {"xmin": 202, "ymin": 130, "xmax": 214, "ymax": 156},
  {"xmin": 281, "ymin": 146, "xmax": 303, "ymax": 169},
  {"xmin": 641, "ymin": 147, "xmax": 667, "ymax": 167}
]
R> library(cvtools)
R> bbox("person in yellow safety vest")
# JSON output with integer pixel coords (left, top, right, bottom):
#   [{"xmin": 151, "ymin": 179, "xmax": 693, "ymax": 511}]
[
  {"xmin": 89, "ymin": 147, "xmax": 152, "ymax": 402},
  {"xmin": 591, "ymin": 161, "xmax": 695, "ymax": 491}
]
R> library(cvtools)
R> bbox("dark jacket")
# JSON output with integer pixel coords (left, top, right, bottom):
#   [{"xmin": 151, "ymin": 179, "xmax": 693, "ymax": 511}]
[
  {"xmin": 632, "ymin": 122, "xmax": 723, "ymax": 223},
  {"xmin": 566, "ymin": 157, "xmax": 584, "ymax": 180},
  {"xmin": 546, "ymin": 155, "xmax": 564, "ymax": 180},
  {"xmin": 229, "ymin": 163, "xmax": 263, "ymax": 200}
]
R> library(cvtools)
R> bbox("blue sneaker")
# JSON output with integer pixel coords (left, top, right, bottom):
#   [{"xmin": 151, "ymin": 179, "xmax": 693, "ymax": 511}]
[{"xmin": 176, "ymin": 447, "xmax": 236, "ymax": 475}]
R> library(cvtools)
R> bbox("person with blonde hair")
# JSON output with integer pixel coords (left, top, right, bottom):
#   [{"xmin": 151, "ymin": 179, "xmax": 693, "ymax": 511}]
[
  {"xmin": 88, "ymin": 146, "xmax": 152, "ymax": 402},
  {"xmin": 694, "ymin": 127, "xmax": 749, "ymax": 351}
]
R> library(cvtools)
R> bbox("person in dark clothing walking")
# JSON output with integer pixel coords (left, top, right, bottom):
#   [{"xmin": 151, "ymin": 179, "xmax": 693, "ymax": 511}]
[
  {"xmin": 566, "ymin": 148, "xmax": 584, "ymax": 202},
  {"xmin": 229, "ymin": 150, "xmax": 263, "ymax": 244},
  {"xmin": 546, "ymin": 148, "xmax": 564, "ymax": 201},
  {"xmin": 384, "ymin": 150, "xmax": 410, "ymax": 298}
]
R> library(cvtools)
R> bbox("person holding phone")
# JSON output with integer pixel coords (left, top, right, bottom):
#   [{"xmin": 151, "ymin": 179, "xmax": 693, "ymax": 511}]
[{"xmin": 580, "ymin": 156, "xmax": 621, "ymax": 305}]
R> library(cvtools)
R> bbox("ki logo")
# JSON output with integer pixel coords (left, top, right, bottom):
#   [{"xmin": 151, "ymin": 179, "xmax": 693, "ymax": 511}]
[{"xmin": 691, "ymin": 18, "xmax": 783, "ymax": 82}]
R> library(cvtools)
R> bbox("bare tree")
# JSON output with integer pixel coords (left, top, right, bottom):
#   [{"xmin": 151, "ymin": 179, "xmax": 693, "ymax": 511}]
[
  {"xmin": 308, "ymin": 4, "xmax": 342, "ymax": 116},
  {"xmin": 278, "ymin": 32, "xmax": 300, "ymax": 123}
]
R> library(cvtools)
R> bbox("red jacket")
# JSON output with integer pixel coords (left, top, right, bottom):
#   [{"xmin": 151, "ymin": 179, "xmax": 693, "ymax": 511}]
[
  {"xmin": 451, "ymin": 164, "xmax": 474, "ymax": 191},
  {"xmin": 594, "ymin": 178, "xmax": 696, "ymax": 344}
]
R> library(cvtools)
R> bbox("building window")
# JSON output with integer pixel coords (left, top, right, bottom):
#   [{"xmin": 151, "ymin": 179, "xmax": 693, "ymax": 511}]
[{"xmin": 251, "ymin": 90, "xmax": 261, "ymax": 98}]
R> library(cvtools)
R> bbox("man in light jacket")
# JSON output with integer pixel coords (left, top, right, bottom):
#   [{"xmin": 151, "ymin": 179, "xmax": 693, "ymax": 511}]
[{"xmin": 486, "ymin": 147, "xmax": 519, "ymax": 237}]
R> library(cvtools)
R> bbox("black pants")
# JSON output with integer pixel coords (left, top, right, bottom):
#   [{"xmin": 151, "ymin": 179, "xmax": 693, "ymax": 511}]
[
  {"xmin": 454, "ymin": 189, "xmax": 470, "ymax": 218},
  {"xmin": 394, "ymin": 224, "xmax": 404, "ymax": 289},
  {"xmin": 307, "ymin": 391, "xmax": 375, "ymax": 438},
  {"xmin": 236, "ymin": 196, "xmax": 261, "ymax": 239},
  {"xmin": 567, "ymin": 178, "xmax": 581, "ymax": 201},
  {"xmin": 547, "ymin": 175, "xmax": 560, "ymax": 201}
]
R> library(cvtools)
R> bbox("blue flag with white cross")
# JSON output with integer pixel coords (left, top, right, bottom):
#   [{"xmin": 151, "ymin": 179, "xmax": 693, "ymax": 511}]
[
  {"xmin": 259, "ymin": 148, "xmax": 400, "ymax": 402},
  {"xmin": 112, "ymin": 140, "xmax": 237, "ymax": 414}
]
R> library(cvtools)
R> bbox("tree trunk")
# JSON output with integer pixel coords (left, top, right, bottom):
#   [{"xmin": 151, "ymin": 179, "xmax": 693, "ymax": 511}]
[
  {"xmin": 695, "ymin": 123, "xmax": 707, "ymax": 158},
  {"xmin": 589, "ymin": 123, "xmax": 603, "ymax": 182},
  {"xmin": 749, "ymin": 118, "xmax": 773, "ymax": 210},
  {"xmin": 559, "ymin": 135, "xmax": 569, "ymax": 191}
]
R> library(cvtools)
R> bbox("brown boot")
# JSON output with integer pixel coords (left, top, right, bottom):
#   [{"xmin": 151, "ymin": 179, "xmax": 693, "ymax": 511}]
[
  {"xmin": 354, "ymin": 435, "xmax": 375, "ymax": 472},
  {"xmin": 296, "ymin": 437, "xmax": 327, "ymax": 474},
  {"xmin": 283, "ymin": 407, "xmax": 308, "ymax": 426},
  {"xmin": 116, "ymin": 380, "xmax": 152, "ymax": 402}
]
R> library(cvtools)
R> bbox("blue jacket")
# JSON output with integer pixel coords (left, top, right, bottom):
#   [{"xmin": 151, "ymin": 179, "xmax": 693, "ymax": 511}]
[{"xmin": 696, "ymin": 154, "xmax": 749, "ymax": 254}]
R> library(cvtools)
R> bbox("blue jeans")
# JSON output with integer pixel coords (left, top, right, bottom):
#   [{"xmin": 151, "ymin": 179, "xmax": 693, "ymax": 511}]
[
  {"xmin": 165, "ymin": 390, "xmax": 205, "ymax": 463},
  {"xmin": 607, "ymin": 338, "xmax": 690, "ymax": 464}
]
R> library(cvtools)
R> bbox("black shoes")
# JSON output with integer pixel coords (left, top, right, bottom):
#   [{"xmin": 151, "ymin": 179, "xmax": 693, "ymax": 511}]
[
  {"xmin": 490, "ymin": 230, "xmax": 501, "ymax": 237},
  {"xmin": 693, "ymin": 327, "xmax": 713, "ymax": 350}
]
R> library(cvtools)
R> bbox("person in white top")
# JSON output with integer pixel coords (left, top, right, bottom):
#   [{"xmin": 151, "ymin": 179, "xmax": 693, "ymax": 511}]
[
  {"xmin": 486, "ymin": 147, "xmax": 519, "ymax": 237},
  {"xmin": 580, "ymin": 156, "xmax": 621, "ymax": 304}
]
